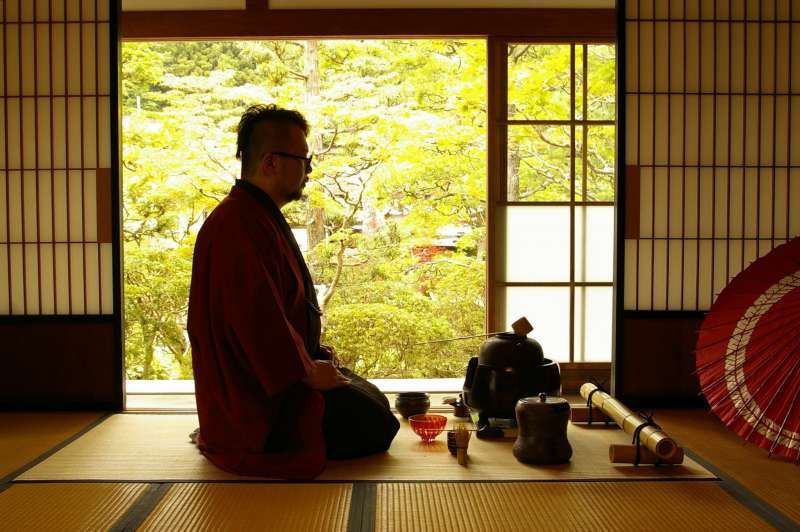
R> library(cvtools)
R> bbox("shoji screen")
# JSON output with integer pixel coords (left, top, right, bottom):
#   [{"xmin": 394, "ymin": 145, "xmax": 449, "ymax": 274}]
[
  {"xmin": 624, "ymin": 0, "xmax": 800, "ymax": 312},
  {"xmin": 0, "ymin": 0, "xmax": 118, "ymax": 408},
  {"xmin": 1, "ymin": 0, "xmax": 114, "ymax": 316}
]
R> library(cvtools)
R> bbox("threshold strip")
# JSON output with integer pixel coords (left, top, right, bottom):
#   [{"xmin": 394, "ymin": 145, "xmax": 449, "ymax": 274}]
[
  {"xmin": 347, "ymin": 482, "xmax": 376, "ymax": 532},
  {"xmin": 121, "ymin": 411, "xmax": 198, "ymax": 415},
  {"xmin": 0, "ymin": 412, "xmax": 113, "ymax": 494},
  {"xmin": 109, "ymin": 482, "xmax": 170, "ymax": 532},
  {"xmin": 682, "ymin": 448, "xmax": 798, "ymax": 531}
]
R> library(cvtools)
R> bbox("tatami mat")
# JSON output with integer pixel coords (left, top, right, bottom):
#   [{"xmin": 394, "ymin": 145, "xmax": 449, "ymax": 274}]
[
  {"xmin": 20, "ymin": 413, "xmax": 714, "ymax": 481},
  {"xmin": 0, "ymin": 412, "xmax": 104, "ymax": 478},
  {"xmin": 139, "ymin": 483, "xmax": 351, "ymax": 531},
  {"xmin": 375, "ymin": 482, "xmax": 771, "ymax": 532},
  {"xmin": 320, "ymin": 417, "xmax": 713, "ymax": 481},
  {"xmin": 0, "ymin": 483, "xmax": 146, "ymax": 531},
  {"xmin": 656, "ymin": 409, "xmax": 800, "ymax": 525}
]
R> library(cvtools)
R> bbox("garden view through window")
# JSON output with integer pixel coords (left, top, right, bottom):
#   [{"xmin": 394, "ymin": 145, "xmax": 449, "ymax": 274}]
[{"xmin": 121, "ymin": 40, "xmax": 615, "ymax": 382}]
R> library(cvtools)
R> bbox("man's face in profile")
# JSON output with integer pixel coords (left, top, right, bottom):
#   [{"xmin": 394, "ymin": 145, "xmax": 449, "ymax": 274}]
[{"xmin": 281, "ymin": 125, "xmax": 312, "ymax": 203}]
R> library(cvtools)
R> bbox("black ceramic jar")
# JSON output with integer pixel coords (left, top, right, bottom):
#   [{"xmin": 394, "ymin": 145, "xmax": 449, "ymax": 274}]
[
  {"xmin": 395, "ymin": 391, "xmax": 431, "ymax": 418},
  {"xmin": 512, "ymin": 393, "xmax": 572, "ymax": 465}
]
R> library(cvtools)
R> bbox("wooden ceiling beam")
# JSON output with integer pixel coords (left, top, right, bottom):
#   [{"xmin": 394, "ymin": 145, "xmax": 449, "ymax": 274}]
[
  {"xmin": 246, "ymin": 0, "xmax": 267, "ymax": 10},
  {"xmin": 121, "ymin": 8, "xmax": 616, "ymax": 40}
]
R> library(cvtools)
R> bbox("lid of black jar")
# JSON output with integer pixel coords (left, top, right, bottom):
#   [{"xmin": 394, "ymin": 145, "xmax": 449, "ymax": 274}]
[{"xmin": 517, "ymin": 394, "xmax": 569, "ymax": 411}]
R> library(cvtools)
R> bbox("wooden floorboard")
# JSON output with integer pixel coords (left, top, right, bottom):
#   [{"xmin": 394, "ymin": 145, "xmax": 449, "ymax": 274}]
[{"xmin": 655, "ymin": 408, "xmax": 800, "ymax": 525}]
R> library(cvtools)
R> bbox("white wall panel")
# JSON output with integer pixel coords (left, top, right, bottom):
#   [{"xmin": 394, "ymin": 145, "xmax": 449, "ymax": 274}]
[
  {"xmin": 668, "ymin": 168, "xmax": 683, "ymax": 237},
  {"xmin": 84, "ymin": 170, "xmax": 97, "ymax": 242},
  {"xmin": 23, "ymin": 171, "xmax": 37, "ymax": 242},
  {"xmin": 7, "ymin": 172, "xmax": 21, "ymax": 242},
  {"xmin": 9, "ymin": 244, "xmax": 23, "ymax": 313},
  {"xmin": 84, "ymin": 243, "xmax": 100, "ymax": 314},
  {"xmin": 101, "ymin": 243, "xmax": 113, "ymax": 314},
  {"xmin": 37, "ymin": 171, "xmax": 52, "ymax": 242},
  {"xmin": 268, "ymin": 0, "xmax": 612, "ymax": 8},
  {"xmin": 66, "ymin": 0, "xmax": 81, "ymax": 20},
  {"xmin": 67, "ymin": 170, "xmax": 83, "ymax": 241},
  {"xmin": 53, "ymin": 170, "xmax": 68, "ymax": 242},
  {"xmin": 667, "ymin": 239, "xmax": 683, "ymax": 308},
  {"xmin": 36, "ymin": 98, "xmax": 51, "ymax": 168},
  {"xmin": 22, "ymin": 98, "xmax": 35, "ymax": 168},
  {"xmin": 0, "ymin": 174, "xmax": 6, "ymax": 243},
  {"xmin": 69, "ymin": 242, "xmax": 84, "ymax": 314},
  {"xmin": 51, "ymin": 24, "xmax": 66, "ymax": 94},
  {"xmin": 0, "ymin": 245, "xmax": 9, "ymax": 313},
  {"xmin": 124, "ymin": 0, "xmax": 246, "ymax": 9},
  {"xmin": 54, "ymin": 242, "xmax": 69, "ymax": 314},
  {"xmin": 24, "ymin": 243, "xmax": 39, "ymax": 314}
]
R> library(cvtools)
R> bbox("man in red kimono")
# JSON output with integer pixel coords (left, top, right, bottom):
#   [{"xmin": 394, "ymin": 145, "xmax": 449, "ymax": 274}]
[{"xmin": 187, "ymin": 104, "xmax": 399, "ymax": 479}]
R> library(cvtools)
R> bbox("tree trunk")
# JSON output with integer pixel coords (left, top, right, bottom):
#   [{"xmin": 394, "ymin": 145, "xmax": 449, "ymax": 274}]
[
  {"xmin": 140, "ymin": 320, "xmax": 155, "ymax": 380},
  {"xmin": 304, "ymin": 40, "xmax": 327, "ymax": 250},
  {"xmin": 507, "ymin": 144, "xmax": 521, "ymax": 201}
]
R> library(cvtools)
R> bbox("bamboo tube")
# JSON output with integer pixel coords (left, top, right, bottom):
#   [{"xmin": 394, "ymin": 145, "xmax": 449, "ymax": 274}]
[
  {"xmin": 580, "ymin": 383, "xmax": 679, "ymax": 460},
  {"xmin": 609, "ymin": 444, "xmax": 684, "ymax": 465},
  {"xmin": 454, "ymin": 424, "xmax": 471, "ymax": 466}
]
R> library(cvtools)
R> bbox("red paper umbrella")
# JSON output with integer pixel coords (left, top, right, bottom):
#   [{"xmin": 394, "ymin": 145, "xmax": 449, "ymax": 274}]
[{"xmin": 696, "ymin": 237, "xmax": 800, "ymax": 461}]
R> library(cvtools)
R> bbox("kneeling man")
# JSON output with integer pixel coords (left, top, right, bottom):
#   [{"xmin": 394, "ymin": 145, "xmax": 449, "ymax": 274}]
[{"xmin": 187, "ymin": 104, "xmax": 399, "ymax": 479}]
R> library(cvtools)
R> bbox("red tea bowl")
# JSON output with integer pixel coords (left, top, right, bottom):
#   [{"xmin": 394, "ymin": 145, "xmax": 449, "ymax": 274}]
[{"xmin": 409, "ymin": 414, "xmax": 447, "ymax": 442}]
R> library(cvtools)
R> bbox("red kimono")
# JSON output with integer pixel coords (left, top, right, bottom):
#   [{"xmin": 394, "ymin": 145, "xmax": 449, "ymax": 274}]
[{"xmin": 187, "ymin": 180, "xmax": 326, "ymax": 479}]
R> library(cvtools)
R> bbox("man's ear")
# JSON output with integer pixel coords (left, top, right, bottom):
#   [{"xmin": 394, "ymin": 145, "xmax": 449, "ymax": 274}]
[{"xmin": 260, "ymin": 153, "xmax": 276, "ymax": 174}]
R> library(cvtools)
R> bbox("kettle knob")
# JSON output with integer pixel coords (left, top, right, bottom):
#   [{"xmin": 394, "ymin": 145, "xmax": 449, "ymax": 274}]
[{"xmin": 511, "ymin": 316, "xmax": 533, "ymax": 336}]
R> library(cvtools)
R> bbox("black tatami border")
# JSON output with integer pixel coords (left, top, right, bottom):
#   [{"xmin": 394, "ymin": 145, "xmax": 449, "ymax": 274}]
[
  {"xmin": 109, "ymin": 482, "xmax": 170, "ymax": 532},
  {"xmin": 0, "ymin": 412, "xmax": 113, "ymax": 494},
  {"xmin": 347, "ymin": 482, "xmax": 377, "ymax": 532}
]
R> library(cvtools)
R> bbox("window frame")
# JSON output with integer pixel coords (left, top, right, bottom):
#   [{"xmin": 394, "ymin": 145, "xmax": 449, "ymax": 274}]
[
  {"xmin": 118, "ymin": 9, "xmax": 616, "ymax": 390},
  {"xmin": 488, "ymin": 38, "xmax": 616, "ymax": 371}
]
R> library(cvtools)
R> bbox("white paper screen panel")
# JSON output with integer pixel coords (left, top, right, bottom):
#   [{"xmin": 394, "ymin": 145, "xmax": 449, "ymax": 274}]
[
  {"xmin": 122, "ymin": 0, "xmax": 245, "ymax": 10},
  {"xmin": 267, "ymin": 0, "xmax": 613, "ymax": 8},
  {"xmin": 624, "ymin": 0, "xmax": 800, "ymax": 311},
  {"xmin": 0, "ymin": 0, "xmax": 114, "ymax": 315}
]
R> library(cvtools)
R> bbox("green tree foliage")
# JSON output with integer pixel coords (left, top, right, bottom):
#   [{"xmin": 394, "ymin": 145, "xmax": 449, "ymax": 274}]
[
  {"xmin": 121, "ymin": 40, "xmax": 614, "ymax": 379},
  {"xmin": 506, "ymin": 44, "xmax": 616, "ymax": 202},
  {"xmin": 122, "ymin": 40, "xmax": 488, "ymax": 379}
]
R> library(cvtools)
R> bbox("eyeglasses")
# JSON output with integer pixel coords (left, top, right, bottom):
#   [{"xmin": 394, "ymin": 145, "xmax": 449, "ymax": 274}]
[{"xmin": 271, "ymin": 151, "xmax": 313, "ymax": 172}]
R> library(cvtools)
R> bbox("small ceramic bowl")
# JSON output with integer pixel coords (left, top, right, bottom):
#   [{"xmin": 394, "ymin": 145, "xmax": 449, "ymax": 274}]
[
  {"xmin": 409, "ymin": 414, "xmax": 447, "ymax": 442},
  {"xmin": 395, "ymin": 391, "xmax": 430, "ymax": 418}
]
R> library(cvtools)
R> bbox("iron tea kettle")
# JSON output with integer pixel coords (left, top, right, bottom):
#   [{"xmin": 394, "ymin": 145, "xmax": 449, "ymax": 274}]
[{"xmin": 462, "ymin": 331, "xmax": 561, "ymax": 430}]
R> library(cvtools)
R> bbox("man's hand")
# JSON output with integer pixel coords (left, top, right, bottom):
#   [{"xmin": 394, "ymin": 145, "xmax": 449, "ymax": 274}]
[
  {"xmin": 318, "ymin": 344, "xmax": 341, "ymax": 368},
  {"xmin": 303, "ymin": 360, "xmax": 351, "ymax": 390}
]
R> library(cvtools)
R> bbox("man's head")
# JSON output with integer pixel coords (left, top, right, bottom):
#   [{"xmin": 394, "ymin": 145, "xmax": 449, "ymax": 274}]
[{"xmin": 236, "ymin": 104, "xmax": 313, "ymax": 206}]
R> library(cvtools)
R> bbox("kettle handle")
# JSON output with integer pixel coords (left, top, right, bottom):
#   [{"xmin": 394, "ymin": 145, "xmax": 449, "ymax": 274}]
[{"xmin": 463, "ymin": 356, "xmax": 478, "ymax": 389}]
